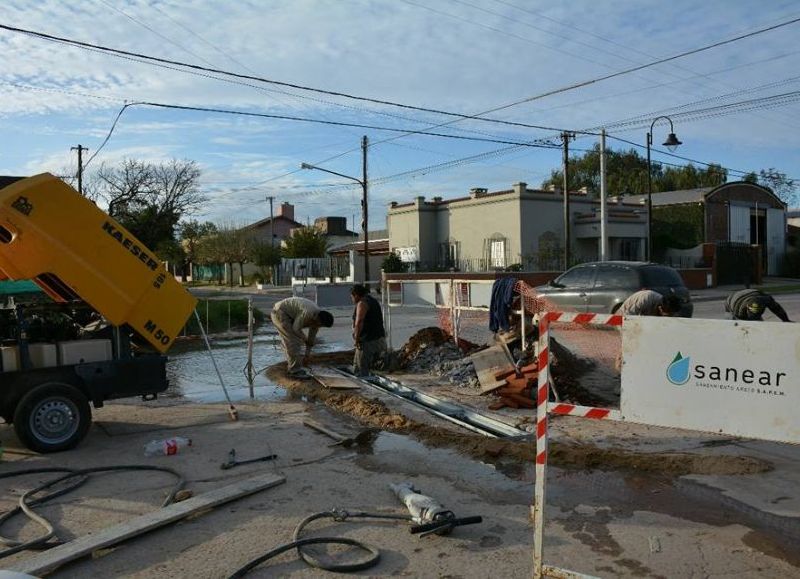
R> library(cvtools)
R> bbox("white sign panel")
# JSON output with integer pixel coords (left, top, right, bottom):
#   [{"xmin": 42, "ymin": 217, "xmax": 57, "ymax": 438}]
[
  {"xmin": 395, "ymin": 246, "xmax": 418, "ymax": 263},
  {"xmin": 621, "ymin": 317, "xmax": 800, "ymax": 444}
]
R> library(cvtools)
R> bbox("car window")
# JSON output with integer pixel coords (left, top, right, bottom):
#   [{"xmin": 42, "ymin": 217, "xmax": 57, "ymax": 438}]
[
  {"xmin": 556, "ymin": 266, "xmax": 594, "ymax": 288},
  {"xmin": 640, "ymin": 266, "xmax": 684, "ymax": 287},
  {"xmin": 594, "ymin": 265, "xmax": 639, "ymax": 288}
]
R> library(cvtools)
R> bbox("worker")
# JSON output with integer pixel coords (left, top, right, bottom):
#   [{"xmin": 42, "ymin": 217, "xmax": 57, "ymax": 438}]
[
  {"xmin": 619, "ymin": 290, "xmax": 682, "ymax": 317},
  {"xmin": 270, "ymin": 297, "xmax": 334, "ymax": 377},
  {"xmin": 351, "ymin": 284, "xmax": 386, "ymax": 376},
  {"xmin": 724, "ymin": 288, "xmax": 791, "ymax": 322}
]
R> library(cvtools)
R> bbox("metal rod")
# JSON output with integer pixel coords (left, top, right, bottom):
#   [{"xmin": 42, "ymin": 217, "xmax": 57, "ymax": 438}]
[
  {"xmin": 246, "ymin": 298, "xmax": 255, "ymax": 395},
  {"xmin": 193, "ymin": 309, "xmax": 237, "ymax": 413}
]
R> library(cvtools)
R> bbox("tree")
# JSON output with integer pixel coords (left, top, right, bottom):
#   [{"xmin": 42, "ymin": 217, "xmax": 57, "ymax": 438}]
[
  {"xmin": 381, "ymin": 252, "xmax": 408, "ymax": 273},
  {"xmin": 752, "ymin": 168, "xmax": 797, "ymax": 206},
  {"xmin": 282, "ymin": 227, "xmax": 329, "ymax": 258},
  {"xmin": 250, "ymin": 242, "xmax": 282, "ymax": 283},
  {"xmin": 93, "ymin": 158, "xmax": 206, "ymax": 251},
  {"xmin": 541, "ymin": 145, "xmax": 726, "ymax": 196},
  {"xmin": 180, "ymin": 220, "xmax": 218, "ymax": 281}
]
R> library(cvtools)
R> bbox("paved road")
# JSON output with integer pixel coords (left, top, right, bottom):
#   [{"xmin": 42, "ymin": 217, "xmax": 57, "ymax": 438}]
[{"xmin": 692, "ymin": 292, "xmax": 800, "ymax": 322}]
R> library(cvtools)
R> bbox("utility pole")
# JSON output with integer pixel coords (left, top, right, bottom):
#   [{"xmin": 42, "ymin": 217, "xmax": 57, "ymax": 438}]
[
  {"xmin": 600, "ymin": 129, "xmax": 608, "ymax": 261},
  {"xmin": 561, "ymin": 132, "xmax": 573, "ymax": 270},
  {"xmin": 266, "ymin": 195, "xmax": 275, "ymax": 286},
  {"xmin": 266, "ymin": 196, "xmax": 275, "ymax": 247},
  {"xmin": 70, "ymin": 144, "xmax": 88, "ymax": 195},
  {"xmin": 361, "ymin": 135, "xmax": 370, "ymax": 285}
]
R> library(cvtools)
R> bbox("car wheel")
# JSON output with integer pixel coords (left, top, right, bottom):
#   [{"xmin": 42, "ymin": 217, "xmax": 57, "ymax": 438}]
[{"xmin": 13, "ymin": 382, "xmax": 92, "ymax": 453}]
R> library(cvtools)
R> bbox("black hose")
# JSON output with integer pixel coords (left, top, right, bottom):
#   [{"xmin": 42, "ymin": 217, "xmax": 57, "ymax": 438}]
[
  {"xmin": 0, "ymin": 465, "xmax": 185, "ymax": 560},
  {"xmin": 227, "ymin": 509, "xmax": 412, "ymax": 578}
]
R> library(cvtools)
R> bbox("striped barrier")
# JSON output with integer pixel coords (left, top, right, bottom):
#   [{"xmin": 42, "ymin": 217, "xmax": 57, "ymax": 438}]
[{"xmin": 533, "ymin": 311, "xmax": 623, "ymax": 579}]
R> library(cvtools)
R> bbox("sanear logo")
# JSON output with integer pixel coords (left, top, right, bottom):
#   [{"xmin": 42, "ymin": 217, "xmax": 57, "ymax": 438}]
[{"xmin": 667, "ymin": 352, "xmax": 691, "ymax": 385}]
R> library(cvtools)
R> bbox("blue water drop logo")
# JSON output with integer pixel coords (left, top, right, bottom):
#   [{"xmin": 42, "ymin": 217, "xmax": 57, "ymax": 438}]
[{"xmin": 667, "ymin": 352, "xmax": 691, "ymax": 385}]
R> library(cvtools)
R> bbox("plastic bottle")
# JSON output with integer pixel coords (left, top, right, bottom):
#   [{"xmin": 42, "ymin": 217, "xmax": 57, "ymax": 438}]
[{"xmin": 144, "ymin": 437, "xmax": 192, "ymax": 457}]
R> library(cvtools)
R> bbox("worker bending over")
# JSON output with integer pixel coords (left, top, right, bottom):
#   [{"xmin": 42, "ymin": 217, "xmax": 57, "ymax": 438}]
[
  {"xmin": 271, "ymin": 297, "xmax": 334, "ymax": 377},
  {"xmin": 619, "ymin": 289, "xmax": 682, "ymax": 317},
  {"xmin": 351, "ymin": 284, "xmax": 386, "ymax": 376},
  {"xmin": 725, "ymin": 288, "xmax": 791, "ymax": 322}
]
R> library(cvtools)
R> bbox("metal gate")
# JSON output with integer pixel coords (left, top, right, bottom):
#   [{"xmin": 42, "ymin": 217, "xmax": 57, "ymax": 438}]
[{"xmin": 716, "ymin": 241, "xmax": 755, "ymax": 285}]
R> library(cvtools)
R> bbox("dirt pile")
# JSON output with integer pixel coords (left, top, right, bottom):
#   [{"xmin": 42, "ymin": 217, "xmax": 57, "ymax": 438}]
[
  {"xmin": 399, "ymin": 327, "xmax": 480, "ymax": 388},
  {"xmin": 550, "ymin": 337, "xmax": 610, "ymax": 407}
]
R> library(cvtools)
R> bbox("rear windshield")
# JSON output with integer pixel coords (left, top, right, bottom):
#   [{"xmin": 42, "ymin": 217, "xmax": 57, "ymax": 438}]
[{"xmin": 640, "ymin": 266, "xmax": 683, "ymax": 286}]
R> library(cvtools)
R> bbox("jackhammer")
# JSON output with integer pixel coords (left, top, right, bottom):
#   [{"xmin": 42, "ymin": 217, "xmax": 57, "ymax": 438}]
[{"xmin": 390, "ymin": 482, "xmax": 483, "ymax": 537}]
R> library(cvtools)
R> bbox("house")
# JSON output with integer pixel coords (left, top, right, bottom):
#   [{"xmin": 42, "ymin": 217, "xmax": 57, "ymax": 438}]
[
  {"xmin": 626, "ymin": 182, "xmax": 787, "ymax": 275},
  {"xmin": 242, "ymin": 202, "xmax": 302, "ymax": 246},
  {"xmin": 310, "ymin": 216, "xmax": 358, "ymax": 249},
  {"xmin": 387, "ymin": 182, "xmax": 648, "ymax": 270}
]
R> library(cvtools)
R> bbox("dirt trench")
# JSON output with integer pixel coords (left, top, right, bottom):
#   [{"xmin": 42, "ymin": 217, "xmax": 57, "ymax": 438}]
[{"xmin": 267, "ymin": 352, "xmax": 771, "ymax": 478}]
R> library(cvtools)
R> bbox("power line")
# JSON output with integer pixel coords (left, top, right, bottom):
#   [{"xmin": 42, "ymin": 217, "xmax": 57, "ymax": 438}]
[{"xmin": 3, "ymin": 16, "xmax": 798, "ymax": 138}]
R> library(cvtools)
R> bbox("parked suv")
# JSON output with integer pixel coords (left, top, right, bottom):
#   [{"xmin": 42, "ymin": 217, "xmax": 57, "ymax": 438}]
[{"xmin": 534, "ymin": 261, "xmax": 693, "ymax": 317}]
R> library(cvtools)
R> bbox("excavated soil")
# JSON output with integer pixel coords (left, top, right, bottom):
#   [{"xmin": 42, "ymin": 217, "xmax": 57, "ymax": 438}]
[
  {"xmin": 550, "ymin": 337, "xmax": 609, "ymax": 407},
  {"xmin": 397, "ymin": 327, "xmax": 450, "ymax": 366},
  {"xmin": 268, "ymin": 354, "xmax": 772, "ymax": 477}
]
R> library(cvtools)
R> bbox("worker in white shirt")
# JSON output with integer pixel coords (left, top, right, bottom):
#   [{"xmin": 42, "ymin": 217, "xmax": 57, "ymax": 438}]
[
  {"xmin": 271, "ymin": 297, "xmax": 334, "ymax": 377},
  {"xmin": 619, "ymin": 290, "xmax": 682, "ymax": 317}
]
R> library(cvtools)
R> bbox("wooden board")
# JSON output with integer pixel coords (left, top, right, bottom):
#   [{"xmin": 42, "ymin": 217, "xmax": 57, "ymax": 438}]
[
  {"xmin": 10, "ymin": 473, "xmax": 286, "ymax": 576},
  {"xmin": 469, "ymin": 345, "xmax": 514, "ymax": 394},
  {"xmin": 309, "ymin": 366, "xmax": 361, "ymax": 390}
]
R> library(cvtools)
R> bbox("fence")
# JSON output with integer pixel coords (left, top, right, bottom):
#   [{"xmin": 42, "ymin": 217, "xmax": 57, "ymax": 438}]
[
  {"xmin": 281, "ymin": 256, "xmax": 351, "ymax": 285},
  {"xmin": 383, "ymin": 277, "xmax": 562, "ymax": 351},
  {"xmin": 180, "ymin": 298, "xmax": 260, "ymax": 336},
  {"xmin": 408, "ymin": 255, "xmax": 583, "ymax": 274}
]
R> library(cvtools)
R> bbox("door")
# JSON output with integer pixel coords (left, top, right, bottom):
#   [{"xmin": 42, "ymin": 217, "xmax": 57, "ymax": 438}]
[
  {"xmin": 729, "ymin": 204, "xmax": 751, "ymax": 243},
  {"xmin": 588, "ymin": 264, "xmax": 639, "ymax": 313},
  {"xmin": 543, "ymin": 265, "xmax": 596, "ymax": 312},
  {"xmin": 766, "ymin": 208, "xmax": 786, "ymax": 275}
]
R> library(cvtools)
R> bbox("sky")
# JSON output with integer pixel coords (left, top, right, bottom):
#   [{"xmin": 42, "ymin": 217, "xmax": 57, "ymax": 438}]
[{"xmin": 2, "ymin": 0, "xmax": 800, "ymax": 231}]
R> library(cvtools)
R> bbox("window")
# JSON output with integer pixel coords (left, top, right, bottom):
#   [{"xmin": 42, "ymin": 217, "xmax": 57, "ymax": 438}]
[
  {"xmin": 594, "ymin": 265, "xmax": 639, "ymax": 289},
  {"xmin": 640, "ymin": 266, "xmax": 683, "ymax": 287},
  {"xmin": 439, "ymin": 241, "xmax": 459, "ymax": 266},
  {"xmin": 555, "ymin": 265, "xmax": 594, "ymax": 288},
  {"xmin": 618, "ymin": 238, "xmax": 640, "ymax": 261},
  {"xmin": 490, "ymin": 239, "xmax": 506, "ymax": 268}
]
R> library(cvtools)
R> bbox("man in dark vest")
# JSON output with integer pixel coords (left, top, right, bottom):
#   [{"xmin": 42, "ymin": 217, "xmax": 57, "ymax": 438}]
[
  {"xmin": 725, "ymin": 288, "xmax": 791, "ymax": 322},
  {"xmin": 351, "ymin": 284, "xmax": 386, "ymax": 376}
]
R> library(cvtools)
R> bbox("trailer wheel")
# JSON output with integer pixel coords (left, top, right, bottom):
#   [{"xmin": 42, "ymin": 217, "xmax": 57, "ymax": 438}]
[{"xmin": 13, "ymin": 383, "xmax": 92, "ymax": 453}]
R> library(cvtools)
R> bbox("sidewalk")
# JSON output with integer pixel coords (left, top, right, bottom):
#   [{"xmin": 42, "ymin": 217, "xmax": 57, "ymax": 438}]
[{"xmin": 691, "ymin": 277, "xmax": 800, "ymax": 302}]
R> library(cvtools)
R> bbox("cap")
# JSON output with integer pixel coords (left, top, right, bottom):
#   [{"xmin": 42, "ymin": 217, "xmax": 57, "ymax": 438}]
[{"xmin": 747, "ymin": 301, "xmax": 765, "ymax": 315}]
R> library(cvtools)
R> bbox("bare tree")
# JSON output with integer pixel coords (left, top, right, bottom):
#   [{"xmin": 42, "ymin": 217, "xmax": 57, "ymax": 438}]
[{"xmin": 91, "ymin": 158, "xmax": 206, "ymax": 251}]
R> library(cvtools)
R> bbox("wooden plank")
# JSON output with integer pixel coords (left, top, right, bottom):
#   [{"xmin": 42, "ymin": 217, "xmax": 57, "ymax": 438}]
[
  {"xmin": 303, "ymin": 419, "xmax": 345, "ymax": 442},
  {"xmin": 10, "ymin": 473, "xmax": 285, "ymax": 576},
  {"xmin": 309, "ymin": 366, "xmax": 361, "ymax": 390},
  {"xmin": 469, "ymin": 345, "xmax": 514, "ymax": 394}
]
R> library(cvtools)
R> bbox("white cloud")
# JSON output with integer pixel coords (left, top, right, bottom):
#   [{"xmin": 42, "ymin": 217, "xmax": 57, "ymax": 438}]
[{"xmin": 2, "ymin": 0, "xmax": 799, "ymax": 228}]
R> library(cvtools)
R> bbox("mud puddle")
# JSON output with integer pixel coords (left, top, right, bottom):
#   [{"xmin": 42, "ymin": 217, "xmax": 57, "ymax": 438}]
[
  {"xmin": 354, "ymin": 431, "xmax": 531, "ymax": 505},
  {"xmin": 166, "ymin": 331, "xmax": 349, "ymax": 402}
]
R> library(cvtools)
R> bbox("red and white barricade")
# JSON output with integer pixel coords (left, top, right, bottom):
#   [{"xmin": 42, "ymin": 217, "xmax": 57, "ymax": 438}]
[{"xmin": 533, "ymin": 311, "xmax": 623, "ymax": 579}]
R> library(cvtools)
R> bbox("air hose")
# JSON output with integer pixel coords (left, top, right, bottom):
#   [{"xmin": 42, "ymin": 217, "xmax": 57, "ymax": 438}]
[
  {"xmin": 0, "ymin": 465, "xmax": 185, "ymax": 560},
  {"xmin": 228, "ymin": 509, "xmax": 412, "ymax": 578}
]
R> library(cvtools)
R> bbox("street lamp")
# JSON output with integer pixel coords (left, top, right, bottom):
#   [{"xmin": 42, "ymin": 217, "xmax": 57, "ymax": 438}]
[
  {"xmin": 646, "ymin": 116, "xmax": 682, "ymax": 261},
  {"xmin": 301, "ymin": 138, "xmax": 370, "ymax": 283}
]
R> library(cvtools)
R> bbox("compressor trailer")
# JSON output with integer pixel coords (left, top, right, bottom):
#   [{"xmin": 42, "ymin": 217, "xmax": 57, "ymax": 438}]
[
  {"xmin": 0, "ymin": 302, "xmax": 169, "ymax": 452},
  {"xmin": 0, "ymin": 174, "xmax": 197, "ymax": 452}
]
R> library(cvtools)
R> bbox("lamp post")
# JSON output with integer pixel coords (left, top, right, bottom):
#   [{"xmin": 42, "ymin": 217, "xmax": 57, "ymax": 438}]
[
  {"xmin": 301, "ymin": 136, "xmax": 370, "ymax": 283},
  {"xmin": 646, "ymin": 116, "xmax": 682, "ymax": 261}
]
